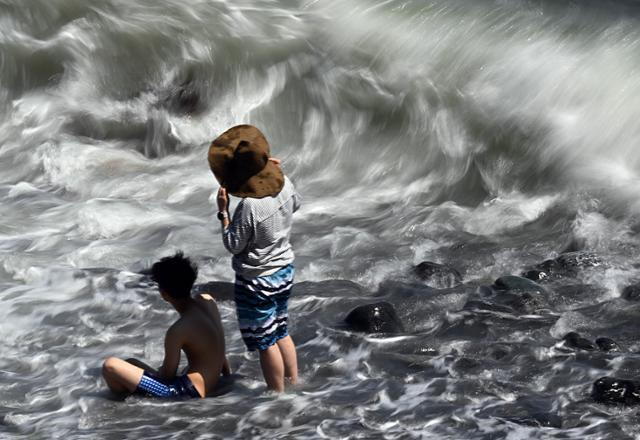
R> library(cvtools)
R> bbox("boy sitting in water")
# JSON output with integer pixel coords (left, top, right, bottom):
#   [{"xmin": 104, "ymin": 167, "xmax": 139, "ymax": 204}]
[{"xmin": 102, "ymin": 252, "xmax": 230, "ymax": 398}]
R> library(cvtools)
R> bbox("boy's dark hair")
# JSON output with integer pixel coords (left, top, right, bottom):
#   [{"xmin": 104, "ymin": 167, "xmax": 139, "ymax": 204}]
[{"xmin": 150, "ymin": 251, "xmax": 198, "ymax": 300}]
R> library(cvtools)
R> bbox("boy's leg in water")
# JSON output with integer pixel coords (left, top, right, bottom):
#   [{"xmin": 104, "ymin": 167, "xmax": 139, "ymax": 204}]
[
  {"xmin": 102, "ymin": 357, "xmax": 145, "ymax": 394},
  {"xmin": 259, "ymin": 344, "xmax": 285, "ymax": 392},
  {"xmin": 276, "ymin": 335, "xmax": 298, "ymax": 385}
]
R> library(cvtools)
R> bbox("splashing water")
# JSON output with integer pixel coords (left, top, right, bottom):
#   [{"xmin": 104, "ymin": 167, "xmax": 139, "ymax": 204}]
[{"xmin": 3, "ymin": 0, "xmax": 640, "ymax": 438}]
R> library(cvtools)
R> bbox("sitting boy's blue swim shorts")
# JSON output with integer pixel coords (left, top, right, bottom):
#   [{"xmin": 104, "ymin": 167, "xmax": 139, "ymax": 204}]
[
  {"xmin": 234, "ymin": 264, "xmax": 294, "ymax": 351},
  {"xmin": 136, "ymin": 372, "xmax": 201, "ymax": 399}
]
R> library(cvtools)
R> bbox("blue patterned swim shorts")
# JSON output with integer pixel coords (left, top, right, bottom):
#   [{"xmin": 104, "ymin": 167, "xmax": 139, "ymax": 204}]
[
  {"xmin": 136, "ymin": 372, "xmax": 200, "ymax": 399},
  {"xmin": 234, "ymin": 264, "xmax": 294, "ymax": 351}
]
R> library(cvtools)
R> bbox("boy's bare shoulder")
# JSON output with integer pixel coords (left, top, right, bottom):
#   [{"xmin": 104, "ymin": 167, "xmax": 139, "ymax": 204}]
[
  {"xmin": 195, "ymin": 293, "xmax": 221, "ymax": 308},
  {"xmin": 195, "ymin": 293, "xmax": 215, "ymax": 302},
  {"xmin": 193, "ymin": 293, "xmax": 223, "ymax": 319}
]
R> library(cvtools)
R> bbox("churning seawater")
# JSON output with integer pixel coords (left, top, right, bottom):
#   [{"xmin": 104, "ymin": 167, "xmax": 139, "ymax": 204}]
[{"xmin": 3, "ymin": 0, "xmax": 640, "ymax": 438}]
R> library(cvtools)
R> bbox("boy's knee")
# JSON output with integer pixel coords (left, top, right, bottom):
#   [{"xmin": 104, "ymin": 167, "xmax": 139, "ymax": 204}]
[{"xmin": 102, "ymin": 357, "xmax": 121, "ymax": 377}]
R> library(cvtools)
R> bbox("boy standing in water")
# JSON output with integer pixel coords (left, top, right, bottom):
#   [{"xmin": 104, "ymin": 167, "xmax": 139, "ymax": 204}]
[
  {"xmin": 102, "ymin": 252, "xmax": 230, "ymax": 398},
  {"xmin": 209, "ymin": 125, "xmax": 300, "ymax": 392}
]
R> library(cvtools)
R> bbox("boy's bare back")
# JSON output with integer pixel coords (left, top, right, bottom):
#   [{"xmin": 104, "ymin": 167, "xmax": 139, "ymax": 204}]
[{"xmin": 171, "ymin": 293, "xmax": 229, "ymax": 396}]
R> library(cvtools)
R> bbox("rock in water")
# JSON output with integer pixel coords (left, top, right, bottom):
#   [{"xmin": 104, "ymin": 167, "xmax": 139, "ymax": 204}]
[
  {"xmin": 491, "ymin": 275, "xmax": 548, "ymax": 313},
  {"xmin": 493, "ymin": 275, "xmax": 545, "ymax": 293},
  {"xmin": 413, "ymin": 261, "xmax": 462, "ymax": 288},
  {"xmin": 595, "ymin": 337, "xmax": 621, "ymax": 353},
  {"xmin": 592, "ymin": 377, "xmax": 640, "ymax": 405},
  {"xmin": 345, "ymin": 302, "xmax": 405, "ymax": 333},
  {"xmin": 556, "ymin": 251, "xmax": 602, "ymax": 270},
  {"xmin": 621, "ymin": 283, "xmax": 640, "ymax": 301},
  {"xmin": 562, "ymin": 332, "xmax": 596, "ymax": 351},
  {"xmin": 524, "ymin": 252, "xmax": 604, "ymax": 280},
  {"xmin": 522, "ymin": 270, "xmax": 549, "ymax": 282}
]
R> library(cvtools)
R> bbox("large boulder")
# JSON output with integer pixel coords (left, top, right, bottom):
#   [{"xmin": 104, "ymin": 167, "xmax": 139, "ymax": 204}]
[
  {"xmin": 345, "ymin": 302, "xmax": 405, "ymax": 333},
  {"xmin": 413, "ymin": 261, "xmax": 462, "ymax": 288},
  {"xmin": 592, "ymin": 377, "xmax": 640, "ymax": 405}
]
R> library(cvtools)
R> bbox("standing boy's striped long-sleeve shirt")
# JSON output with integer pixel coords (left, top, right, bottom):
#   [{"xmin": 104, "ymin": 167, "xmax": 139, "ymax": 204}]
[{"xmin": 222, "ymin": 176, "xmax": 301, "ymax": 278}]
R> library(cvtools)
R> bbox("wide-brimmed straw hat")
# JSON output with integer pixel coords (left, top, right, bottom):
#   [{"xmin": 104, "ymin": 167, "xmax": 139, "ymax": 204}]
[{"xmin": 208, "ymin": 125, "xmax": 284, "ymax": 198}]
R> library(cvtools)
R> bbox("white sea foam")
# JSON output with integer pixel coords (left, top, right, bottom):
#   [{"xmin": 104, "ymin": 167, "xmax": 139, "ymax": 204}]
[{"xmin": 2, "ymin": 0, "xmax": 640, "ymax": 438}]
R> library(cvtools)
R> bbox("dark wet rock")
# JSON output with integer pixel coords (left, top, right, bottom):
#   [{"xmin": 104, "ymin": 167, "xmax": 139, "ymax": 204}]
[
  {"xmin": 596, "ymin": 337, "xmax": 621, "ymax": 353},
  {"xmin": 592, "ymin": 377, "xmax": 640, "ymax": 405},
  {"xmin": 372, "ymin": 281, "xmax": 472, "ymax": 333},
  {"xmin": 556, "ymin": 251, "xmax": 602, "ymax": 270},
  {"xmin": 527, "ymin": 251, "xmax": 604, "ymax": 280},
  {"xmin": 413, "ymin": 261, "xmax": 462, "ymax": 288},
  {"xmin": 535, "ymin": 258, "xmax": 563, "ymax": 275},
  {"xmin": 344, "ymin": 302, "xmax": 405, "ymax": 333},
  {"xmin": 493, "ymin": 275, "xmax": 546, "ymax": 293},
  {"xmin": 522, "ymin": 270, "xmax": 548, "ymax": 282},
  {"xmin": 375, "ymin": 280, "xmax": 469, "ymax": 313},
  {"xmin": 491, "ymin": 276, "xmax": 548, "ymax": 313},
  {"xmin": 621, "ymin": 283, "xmax": 640, "ymax": 301},
  {"xmin": 562, "ymin": 332, "xmax": 596, "ymax": 351}
]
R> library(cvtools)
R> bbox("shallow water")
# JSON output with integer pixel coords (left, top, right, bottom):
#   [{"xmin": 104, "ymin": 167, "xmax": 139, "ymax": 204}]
[{"xmin": 3, "ymin": 0, "xmax": 640, "ymax": 438}]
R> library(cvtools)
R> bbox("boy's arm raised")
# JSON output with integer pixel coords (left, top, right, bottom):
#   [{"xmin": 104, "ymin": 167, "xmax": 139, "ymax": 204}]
[
  {"xmin": 221, "ymin": 200, "xmax": 253, "ymax": 255},
  {"xmin": 158, "ymin": 325, "xmax": 182, "ymax": 380}
]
